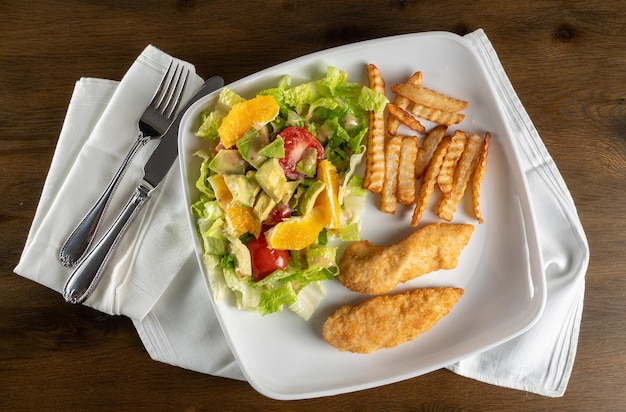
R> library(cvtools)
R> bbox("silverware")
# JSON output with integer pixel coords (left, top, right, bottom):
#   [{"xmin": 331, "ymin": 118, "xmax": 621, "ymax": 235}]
[
  {"xmin": 62, "ymin": 75, "xmax": 224, "ymax": 305},
  {"xmin": 59, "ymin": 60, "xmax": 189, "ymax": 267}
]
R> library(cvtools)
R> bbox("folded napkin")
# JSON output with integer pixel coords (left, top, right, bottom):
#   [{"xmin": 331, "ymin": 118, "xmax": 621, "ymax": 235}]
[
  {"xmin": 16, "ymin": 30, "xmax": 589, "ymax": 397},
  {"xmin": 445, "ymin": 29, "xmax": 588, "ymax": 397},
  {"xmin": 14, "ymin": 45, "xmax": 204, "ymax": 320}
]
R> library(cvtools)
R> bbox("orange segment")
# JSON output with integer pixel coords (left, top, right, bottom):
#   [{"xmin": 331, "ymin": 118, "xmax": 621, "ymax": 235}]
[
  {"xmin": 265, "ymin": 206, "xmax": 329, "ymax": 250},
  {"xmin": 316, "ymin": 160, "xmax": 341, "ymax": 230},
  {"xmin": 209, "ymin": 174, "xmax": 261, "ymax": 238},
  {"xmin": 265, "ymin": 160, "xmax": 342, "ymax": 250},
  {"xmin": 208, "ymin": 174, "xmax": 233, "ymax": 209},
  {"xmin": 225, "ymin": 203, "xmax": 262, "ymax": 239},
  {"xmin": 218, "ymin": 95, "xmax": 279, "ymax": 148}
]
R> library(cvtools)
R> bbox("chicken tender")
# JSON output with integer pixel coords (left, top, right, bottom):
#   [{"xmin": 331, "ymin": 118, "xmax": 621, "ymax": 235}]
[
  {"xmin": 338, "ymin": 223, "xmax": 474, "ymax": 294},
  {"xmin": 323, "ymin": 287, "xmax": 464, "ymax": 353}
]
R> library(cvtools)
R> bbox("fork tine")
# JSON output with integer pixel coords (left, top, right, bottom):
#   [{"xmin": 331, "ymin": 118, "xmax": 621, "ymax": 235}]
[
  {"xmin": 155, "ymin": 62, "xmax": 182, "ymax": 113},
  {"xmin": 149, "ymin": 60, "xmax": 191, "ymax": 118},
  {"xmin": 162, "ymin": 64, "xmax": 190, "ymax": 118},
  {"xmin": 150, "ymin": 60, "xmax": 175, "ymax": 107}
]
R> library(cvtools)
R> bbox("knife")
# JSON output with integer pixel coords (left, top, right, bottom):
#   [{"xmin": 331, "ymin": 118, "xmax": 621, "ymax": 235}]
[{"xmin": 63, "ymin": 75, "xmax": 224, "ymax": 304}]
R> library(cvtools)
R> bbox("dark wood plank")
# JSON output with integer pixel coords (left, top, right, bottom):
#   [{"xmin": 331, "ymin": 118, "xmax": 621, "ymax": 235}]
[{"xmin": 1, "ymin": 0, "xmax": 625, "ymax": 410}]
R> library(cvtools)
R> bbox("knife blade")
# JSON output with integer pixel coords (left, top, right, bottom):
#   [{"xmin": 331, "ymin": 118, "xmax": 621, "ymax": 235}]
[{"xmin": 63, "ymin": 75, "xmax": 224, "ymax": 304}]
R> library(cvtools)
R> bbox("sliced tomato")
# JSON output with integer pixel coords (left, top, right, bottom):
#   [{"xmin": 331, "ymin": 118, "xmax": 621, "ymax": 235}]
[
  {"xmin": 262, "ymin": 203, "xmax": 292, "ymax": 231},
  {"xmin": 246, "ymin": 234, "xmax": 290, "ymax": 281},
  {"xmin": 277, "ymin": 126, "xmax": 324, "ymax": 179}
]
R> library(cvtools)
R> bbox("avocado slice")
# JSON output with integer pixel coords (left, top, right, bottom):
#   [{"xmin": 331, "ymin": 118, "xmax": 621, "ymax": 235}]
[
  {"xmin": 295, "ymin": 147, "xmax": 319, "ymax": 178},
  {"xmin": 255, "ymin": 158, "xmax": 287, "ymax": 203},
  {"xmin": 281, "ymin": 180, "xmax": 301, "ymax": 205},
  {"xmin": 209, "ymin": 149, "xmax": 247, "ymax": 174},
  {"xmin": 236, "ymin": 127, "xmax": 269, "ymax": 169},
  {"xmin": 223, "ymin": 174, "xmax": 259, "ymax": 207},
  {"xmin": 297, "ymin": 180, "xmax": 326, "ymax": 216},
  {"xmin": 258, "ymin": 135, "xmax": 285, "ymax": 158},
  {"xmin": 252, "ymin": 191, "xmax": 277, "ymax": 222}
]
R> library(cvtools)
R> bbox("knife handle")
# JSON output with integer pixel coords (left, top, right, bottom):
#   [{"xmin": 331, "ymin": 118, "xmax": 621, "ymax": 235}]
[
  {"xmin": 62, "ymin": 183, "xmax": 151, "ymax": 304},
  {"xmin": 59, "ymin": 134, "xmax": 151, "ymax": 267}
]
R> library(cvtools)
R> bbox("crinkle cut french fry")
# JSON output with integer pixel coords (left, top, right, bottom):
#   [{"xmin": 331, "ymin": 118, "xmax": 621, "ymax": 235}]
[
  {"xmin": 412, "ymin": 137, "xmax": 451, "ymax": 226},
  {"xmin": 391, "ymin": 83, "xmax": 469, "ymax": 112},
  {"xmin": 410, "ymin": 103, "xmax": 465, "ymax": 126},
  {"xmin": 367, "ymin": 63, "xmax": 385, "ymax": 94},
  {"xmin": 387, "ymin": 71, "xmax": 422, "ymax": 135},
  {"xmin": 472, "ymin": 132, "xmax": 491, "ymax": 224},
  {"xmin": 414, "ymin": 124, "xmax": 447, "ymax": 178},
  {"xmin": 363, "ymin": 64, "xmax": 387, "ymax": 193},
  {"xmin": 387, "ymin": 103, "xmax": 426, "ymax": 135},
  {"xmin": 380, "ymin": 135, "xmax": 403, "ymax": 214},
  {"xmin": 437, "ymin": 133, "xmax": 485, "ymax": 221},
  {"xmin": 363, "ymin": 110, "xmax": 386, "ymax": 193},
  {"xmin": 397, "ymin": 136, "xmax": 418, "ymax": 205},
  {"xmin": 437, "ymin": 130, "xmax": 467, "ymax": 198}
]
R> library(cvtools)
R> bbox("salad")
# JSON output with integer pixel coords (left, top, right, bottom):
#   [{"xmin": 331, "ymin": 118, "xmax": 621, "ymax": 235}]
[{"xmin": 191, "ymin": 66, "xmax": 388, "ymax": 320}]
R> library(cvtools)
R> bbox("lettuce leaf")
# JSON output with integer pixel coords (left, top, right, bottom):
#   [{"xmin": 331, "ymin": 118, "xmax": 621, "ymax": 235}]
[
  {"xmin": 288, "ymin": 282, "xmax": 326, "ymax": 321},
  {"xmin": 195, "ymin": 88, "xmax": 245, "ymax": 140},
  {"xmin": 259, "ymin": 282, "xmax": 297, "ymax": 315}
]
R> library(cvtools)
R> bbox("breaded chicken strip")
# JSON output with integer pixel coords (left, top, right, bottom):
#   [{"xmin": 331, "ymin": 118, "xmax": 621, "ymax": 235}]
[
  {"xmin": 338, "ymin": 223, "xmax": 473, "ymax": 294},
  {"xmin": 323, "ymin": 287, "xmax": 463, "ymax": 353}
]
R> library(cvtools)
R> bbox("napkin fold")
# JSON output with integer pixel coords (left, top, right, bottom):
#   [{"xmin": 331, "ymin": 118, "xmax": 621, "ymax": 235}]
[
  {"xmin": 445, "ymin": 29, "xmax": 588, "ymax": 397},
  {"xmin": 14, "ymin": 45, "xmax": 204, "ymax": 320},
  {"xmin": 15, "ymin": 29, "xmax": 589, "ymax": 397}
]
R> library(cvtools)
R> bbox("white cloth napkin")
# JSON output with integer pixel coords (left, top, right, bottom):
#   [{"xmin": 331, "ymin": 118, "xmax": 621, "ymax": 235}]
[
  {"xmin": 445, "ymin": 29, "xmax": 588, "ymax": 397},
  {"xmin": 15, "ymin": 30, "xmax": 589, "ymax": 397},
  {"xmin": 14, "ymin": 45, "xmax": 204, "ymax": 320}
]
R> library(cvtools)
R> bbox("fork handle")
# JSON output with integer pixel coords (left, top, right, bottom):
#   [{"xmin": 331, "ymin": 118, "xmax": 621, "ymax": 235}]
[
  {"xmin": 59, "ymin": 134, "xmax": 151, "ymax": 267},
  {"xmin": 62, "ymin": 183, "xmax": 151, "ymax": 304}
]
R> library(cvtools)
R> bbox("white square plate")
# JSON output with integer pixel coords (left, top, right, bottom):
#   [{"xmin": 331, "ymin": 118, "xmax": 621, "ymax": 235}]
[{"xmin": 178, "ymin": 31, "xmax": 546, "ymax": 400}]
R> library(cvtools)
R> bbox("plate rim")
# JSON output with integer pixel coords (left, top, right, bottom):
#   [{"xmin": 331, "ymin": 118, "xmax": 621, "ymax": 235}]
[{"xmin": 178, "ymin": 30, "xmax": 547, "ymax": 400}]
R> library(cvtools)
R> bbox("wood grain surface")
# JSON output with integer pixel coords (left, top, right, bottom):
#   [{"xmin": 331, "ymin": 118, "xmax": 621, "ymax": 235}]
[{"xmin": 1, "ymin": 1, "xmax": 625, "ymax": 410}]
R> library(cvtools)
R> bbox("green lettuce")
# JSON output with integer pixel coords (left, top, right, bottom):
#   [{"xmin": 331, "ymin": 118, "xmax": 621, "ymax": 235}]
[
  {"xmin": 195, "ymin": 88, "xmax": 245, "ymax": 140},
  {"xmin": 260, "ymin": 66, "xmax": 388, "ymax": 173},
  {"xmin": 191, "ymin": 66, "xmax": 381, "ymax": 320},
  {"xmin": 194, "ymin": 150, "xmax": 216, "ymax": 198},
  {"xmin": 288, "ymin": 282, "xmax": 326, "ymax": 321},
  {"xmin": 259, "ymin": 282, "xmax": 297, "ymax": 316}
]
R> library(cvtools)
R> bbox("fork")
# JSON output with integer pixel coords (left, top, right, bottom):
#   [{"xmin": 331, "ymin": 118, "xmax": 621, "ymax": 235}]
[{"xmin": 59, "ymin": 60, "xmax": 191, "ymax": 267}]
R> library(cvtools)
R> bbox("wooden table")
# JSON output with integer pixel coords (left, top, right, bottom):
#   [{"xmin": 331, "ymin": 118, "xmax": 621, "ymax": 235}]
[{"xmin": 2, "ymin": 1, "xmax": 624, "ymax": 410}]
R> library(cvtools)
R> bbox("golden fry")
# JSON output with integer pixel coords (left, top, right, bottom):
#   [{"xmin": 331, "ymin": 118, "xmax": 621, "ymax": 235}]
[
  {"xmin": 472, "ymin": 132, "xmax": 491, "ymax": 224},
  {"xmin": 380, "ymin": 135, "xmax": 403, "ymax": 214},
  {"xmin": 387, "ymin": 103, "xmax": 426, "ymax": 135},
  {"xmin": 387, "ymin": 71, "xmax": 422, "ymax": 135},
  {"xmin": 391, "ymin": 83, "xmax": 468, "ymax": 112},
  {"xmin": 437, "ymin": 133, "xmax": 485, "ymax": 221},
  {"xmin": 363, "ymin": 111, "xmax": 386, "ymax": 193},
  {"xmin": 412, "ymin": 137, "xmax": 451, "ymax": 226},
  {"xmin": 338, "ymin": 223, "xmax": 474, "ymax": 294},
  {"xmin": 397, "ymin": 136, "xmax": 418, "ymax": 205},
  {"xmin": 363, "ymin": 64, "xmax": 386, "ymax": 193},
  {"xmin": 322, "ymin": 287, "xmax": 464, "ymax": 354},
  {"xmin": 437, "ymin": 130, "xmax": 468, "ymax": 198},
  {"xmin": 363, "ymin": 65, "xmax": 490, "ymax": 224},
  {"xmin": 414, "ymin": 124, "xmax": 447, "ymax": 178},
  {"xmin": 366, "ymin": 63, "xmax": 386, "ymax": 94},
  {"xmin": 410, "ymin": 103, "xmax": 465, "ymax": 126}
]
